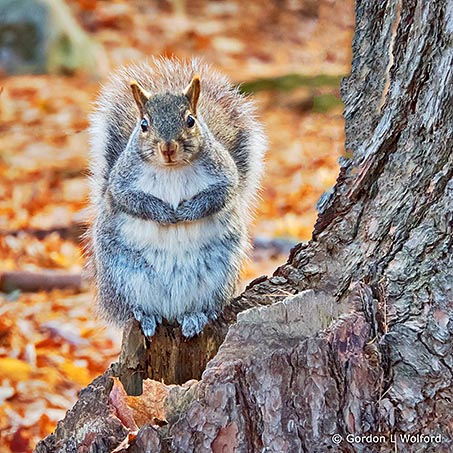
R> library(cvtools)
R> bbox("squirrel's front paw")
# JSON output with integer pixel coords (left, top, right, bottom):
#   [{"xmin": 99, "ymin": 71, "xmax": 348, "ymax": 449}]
[
  {"xmin": 175, "ymin": 201, "xmax": 197, "ymax": 223},
  {"xmin": 133, "ymin": 308, "xmax": 162, "ymax": 338},
  {"xmin": 177, "ymin": 312, "xmax": 210, "ymax": 338}
]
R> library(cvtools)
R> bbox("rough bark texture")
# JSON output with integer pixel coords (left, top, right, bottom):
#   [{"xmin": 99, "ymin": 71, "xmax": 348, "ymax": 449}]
[
  {"xmin": 35, "ymin": 0, "xmax": 452, "ymax": 451},
  {"xmin": 34, "ymin": 372, "xmax": 128, "ymax": 453}
]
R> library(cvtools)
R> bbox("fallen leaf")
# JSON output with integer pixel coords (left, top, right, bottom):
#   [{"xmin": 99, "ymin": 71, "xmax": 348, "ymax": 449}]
[{"xmin": 0, "ymin": 358, "xmax": 33, "ymax": 381}]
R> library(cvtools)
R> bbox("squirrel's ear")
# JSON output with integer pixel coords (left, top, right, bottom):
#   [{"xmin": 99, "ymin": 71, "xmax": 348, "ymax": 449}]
[
  {"xmin": 183, "ymin": 75, "xmax": 201, "ymax": 115},
  {"xmin": 130, "ymin": 80, "xmax": 150, "ymax": 116}
]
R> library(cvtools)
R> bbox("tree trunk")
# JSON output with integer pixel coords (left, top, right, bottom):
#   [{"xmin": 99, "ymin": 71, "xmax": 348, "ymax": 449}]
[{"xmin": 35, "ymin": 0, "xmax": 453, "ymax": 451}]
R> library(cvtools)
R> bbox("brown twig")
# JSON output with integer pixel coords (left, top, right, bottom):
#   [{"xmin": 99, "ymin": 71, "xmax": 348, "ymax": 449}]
[{"xmin": 0, "ymin": 271, "xmax": 83, "ymax": 293}]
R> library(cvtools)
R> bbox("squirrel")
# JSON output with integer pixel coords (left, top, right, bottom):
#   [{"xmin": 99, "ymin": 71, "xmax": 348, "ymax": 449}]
[{"xmin": 87, "ymin": 57, "xmax": 266, "ymax": 338}]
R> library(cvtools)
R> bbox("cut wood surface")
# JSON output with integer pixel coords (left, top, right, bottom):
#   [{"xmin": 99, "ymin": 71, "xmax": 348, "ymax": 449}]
[{"xmin": 35, "ymin": 0, "xmax": 453, "ymax": 451}]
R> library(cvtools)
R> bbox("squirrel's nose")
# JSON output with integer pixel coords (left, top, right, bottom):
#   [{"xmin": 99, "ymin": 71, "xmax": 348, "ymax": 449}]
[
  {"xmin": 160, "ymin": 141, "xmax": 178, "ymax": 157},
  {"xmin": 159, "ymin": 141, "xmax": 178, "ymax": 160}
]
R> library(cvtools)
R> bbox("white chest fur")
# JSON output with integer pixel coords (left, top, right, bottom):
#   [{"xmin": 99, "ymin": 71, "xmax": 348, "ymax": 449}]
[
  {"xmin": 136, "ymin": 162, "xmax": 213, "ymax": 208},
  {"xmin": 120, "ymin": 162, "xmax": 224, "ymax": 252},
  {"xmin": 121, "ymin": 215, "xmax": 224, "ymax": 253}
]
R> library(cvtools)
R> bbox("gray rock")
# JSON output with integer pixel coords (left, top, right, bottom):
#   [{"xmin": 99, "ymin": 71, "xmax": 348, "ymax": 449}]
[{"xmin": 0, "ymin": 0, "xmax": 106, "ymax": 75}]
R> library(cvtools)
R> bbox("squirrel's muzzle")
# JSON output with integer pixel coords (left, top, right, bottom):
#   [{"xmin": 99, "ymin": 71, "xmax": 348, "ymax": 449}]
[{"xmin": 158, "ymin": 141, "xmax": 179, "ymax": 164}]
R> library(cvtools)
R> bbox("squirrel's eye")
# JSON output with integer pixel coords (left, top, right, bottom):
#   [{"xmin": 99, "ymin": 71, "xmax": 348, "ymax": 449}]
[
  {"xmin": 186, "ymin": 114, "xmax": 195, "ymax": 128},
  {"xmin": 140, "ymin": 118, "xmax": 149, "ymax": 133}
]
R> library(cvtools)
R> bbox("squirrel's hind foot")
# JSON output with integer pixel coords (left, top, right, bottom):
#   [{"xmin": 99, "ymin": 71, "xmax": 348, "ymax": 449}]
[
  {"xmin": 178, "ymin": 312, "xmax": 213, "ymax": 338},
  {"xmin": 133, "ymin": 307, "xmax": 216, "ymax": 338},
  {"xmin": 133, "ymin": 307, "xmax": 162, "ymax": 338}
]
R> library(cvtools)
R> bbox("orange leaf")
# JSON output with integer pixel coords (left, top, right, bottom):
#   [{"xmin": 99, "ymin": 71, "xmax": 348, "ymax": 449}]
[
  {"xmin": 0, "ymin": 358, "xmax": 32, "ymax": 381},
  {"xmin": 60, "ymin": 361, "xmax": 91, "ymax": 387}
]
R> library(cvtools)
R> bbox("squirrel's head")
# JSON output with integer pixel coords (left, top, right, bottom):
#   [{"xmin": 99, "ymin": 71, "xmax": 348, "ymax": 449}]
[{"xmin": 130, "ymin": 75, "xmax": 202, "ymax": 167}]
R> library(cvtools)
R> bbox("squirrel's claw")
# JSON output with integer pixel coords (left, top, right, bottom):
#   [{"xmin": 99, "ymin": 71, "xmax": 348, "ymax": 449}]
[
  {"xmin": 141, "ymin": 317, "xmax": 157, "ymax": 338},
  {"xmin": 133, "ymin": 308, "xmax": 161, "ymax": 338},
  {"xmin": 178, "ymin": 312, "xmax": 209, "ymax": 338}
]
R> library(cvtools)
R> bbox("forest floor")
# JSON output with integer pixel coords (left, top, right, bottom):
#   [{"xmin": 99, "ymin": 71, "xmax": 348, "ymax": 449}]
[{"xmin": 0, "ymin": 0, "xmax": 354, "ymax": 450}]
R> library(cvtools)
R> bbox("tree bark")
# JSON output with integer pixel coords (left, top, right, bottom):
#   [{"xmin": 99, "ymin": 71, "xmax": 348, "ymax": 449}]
[{"xmin": 35, "ymin": 0, "xmax": 453, "ymax": 451}]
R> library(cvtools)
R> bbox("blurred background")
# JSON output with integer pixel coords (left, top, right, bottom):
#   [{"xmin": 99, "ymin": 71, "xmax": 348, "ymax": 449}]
[{"xmin": 0, "ymin": 0, "xmax": 354, "ymax": 450}]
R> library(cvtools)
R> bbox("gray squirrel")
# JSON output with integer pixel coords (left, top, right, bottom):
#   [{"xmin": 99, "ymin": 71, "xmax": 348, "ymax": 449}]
[{"xmin": 88, "ymin": 58, "xmax": 266, "ymax": 338}]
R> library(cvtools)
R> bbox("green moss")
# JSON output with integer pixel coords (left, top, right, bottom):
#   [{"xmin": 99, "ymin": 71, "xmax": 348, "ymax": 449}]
[
  {"xmin": 312, "ymin": 93, "xmax": 344, "ymax": 112},
  {"xmin": 239, "ymin": 74, "xmax": 345, "ymax": 94}
]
